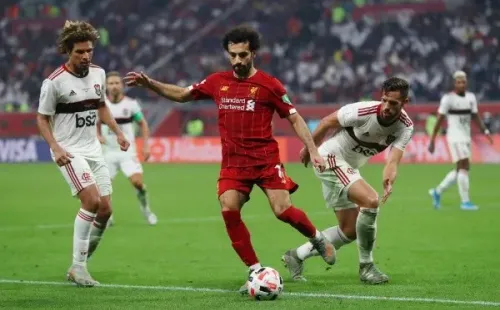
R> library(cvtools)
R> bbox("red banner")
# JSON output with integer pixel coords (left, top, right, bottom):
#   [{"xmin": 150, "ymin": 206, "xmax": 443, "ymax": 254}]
[
  {"xmin": 137, "ymin": 134, "xmax": 500, "ymax": 164},
  {"xmin": 135, "ymin": 137, "xmax": 288, "ymax": 163},
  {"xmin": 0, "ymin": 113, "xmax": 39, "ymax": 137}
]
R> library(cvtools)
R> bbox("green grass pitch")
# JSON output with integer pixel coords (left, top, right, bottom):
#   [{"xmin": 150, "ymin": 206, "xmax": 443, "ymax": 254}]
[{"xmin": 1, "ymin": 163, "xmax": 499, "ymax": 309}]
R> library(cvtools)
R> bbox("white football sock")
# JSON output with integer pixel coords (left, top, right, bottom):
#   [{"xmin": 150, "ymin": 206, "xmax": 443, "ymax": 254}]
[
  {"xmin": 73, "ymin": 208, "xmax": 96, "ymax": 266},
  {"xmin": 356, "ymin": 208, "xmax": 378, "ymax": 264},
  {"xmin": 137, "ymin": 185, "xmax": 150, "ymax": 211},
  {"xmin": 88, "ymin": 221, "xmax": 106, "ymax": 259},
  {"xmin": 249, "ymin": 263, "xmax": 262, "ymax": 272},
  {"xmin": 296, "ymin": 226, "xmax": 353, "ymax": 261},
  {"xmin": 436, "ymin": 170, "xmax": 457, "ymax": 194},
  {"xmin": 457, "ymin": 169, "xmax": 470, "ymax": 203}
]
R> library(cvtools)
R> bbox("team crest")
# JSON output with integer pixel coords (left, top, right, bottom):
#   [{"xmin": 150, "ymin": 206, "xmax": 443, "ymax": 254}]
[
  {"xmin": 81, "ymin": 172, "xmax": 92, "ymax": 183},
  {"xmin": 94, "ymin": 84, "xmax": 101, "ymax": 96},
  {"xmin": 249, "ymin": 87, "xmax": 258, "ymax": 98},
  {"xmin": 386, "ymin": 134, "xmax": 396, "ymax": 145},
  {"xmin": 282, "ymin": 94, "xmax": 292, "ymax": 105}
]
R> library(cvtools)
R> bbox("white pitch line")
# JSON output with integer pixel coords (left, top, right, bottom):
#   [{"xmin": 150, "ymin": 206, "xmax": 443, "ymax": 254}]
[{"xmin": 0, "ymin": 279, "xmax": 499, "ymax": 307}]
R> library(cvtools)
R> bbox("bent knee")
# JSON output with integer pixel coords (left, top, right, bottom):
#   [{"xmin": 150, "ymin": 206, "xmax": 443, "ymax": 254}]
[
  {"xmin": 82, "ymin": 195, "xmax": 101, "ymax": 211},
  {"xmin": 272, "ymin": 203, "xmax": 290, "ymax": 217},
  {"xmin": 363, "ymin": 195, "xmax": 379, "ymax": 210},
  {"xmin": 219, "ymin": 191, "xmax": 245, "ymax": 212},
  {"xmin": 131, "ymin": 181, "xmax": 143, "ymax": 190},
  {"xmin": 339, "ymin": 223, "xmax": 357, "ymax": 240}
]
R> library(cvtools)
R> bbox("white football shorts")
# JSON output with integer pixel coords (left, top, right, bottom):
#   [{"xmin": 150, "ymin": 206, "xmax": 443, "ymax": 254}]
[
  {"xmin": 104, "ymin": 151, "xmax": 143, "ymax": 179},
  {"xmin": 57, "ymin": 155, "xmax": 112, "ymax": 197},
  {"xmin": 447, "ymin": 140, "xmax": 471, "ymax": 163},
  {"xmin": 314, "ymin": 154, "xmax": 362, "ymax": 211}
]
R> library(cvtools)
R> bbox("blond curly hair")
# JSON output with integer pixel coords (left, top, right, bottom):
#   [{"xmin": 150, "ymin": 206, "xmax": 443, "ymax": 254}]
[{"xmin": 57, "ymin": 20, "xmax": 99, "ymax": 54}]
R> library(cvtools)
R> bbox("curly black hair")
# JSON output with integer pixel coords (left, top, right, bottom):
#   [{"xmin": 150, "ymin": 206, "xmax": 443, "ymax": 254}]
[
  {"xmin": 57, "ymin": 20, "xmax": 99, "ymax": 54},
  {"xmin": 222, "ymin": 25, "xmax": 261, "ymax": 52},
  {"xmin": 382, "ymin": 77, "xmax": 410, "ymax": 99}
]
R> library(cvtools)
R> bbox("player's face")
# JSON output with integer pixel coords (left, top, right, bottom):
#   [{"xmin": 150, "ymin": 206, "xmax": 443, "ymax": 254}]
[
  {"xmin": 380, "ymin": 91, "xmax": 407, "ymax": 122},
  {"xmin": 69, "ymin": 41, "xmax": 93, "ymax": 73},
  {"xmin": 227, "ymin": 42, "xmax": 255, "ymax": 77},
  {"xmin": 454, "ymin": 77, "xmax": 467, "ymax": 94},
  {"xmin": 106, "ymin": 76, "xmax": 124, "ymax": 97}
]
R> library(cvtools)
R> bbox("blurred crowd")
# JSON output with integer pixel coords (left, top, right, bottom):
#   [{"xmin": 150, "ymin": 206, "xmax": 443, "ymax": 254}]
[{"xmin": 1, "ymin": 0, "xmax": 500, "ymax": 122}]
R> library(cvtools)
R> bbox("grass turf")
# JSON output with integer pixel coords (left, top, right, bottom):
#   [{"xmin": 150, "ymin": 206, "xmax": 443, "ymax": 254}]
[{"xmin": 0, "ymin": 163, "xmax": 499, "ymax": 309}]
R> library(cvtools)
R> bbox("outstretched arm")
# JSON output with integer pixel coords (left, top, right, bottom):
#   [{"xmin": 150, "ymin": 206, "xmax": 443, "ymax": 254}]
[
  {"xmin": 124, "ymin": 72, "xmax": 193, "ymax": 103},
  {"xmin": 287, "ymin": 113, "xmax": 326, "ymax": 172},
  {"xmin": 310, "ymin": 111, "xmax": 342, "ymax": 146},
  {"xmin": 287, "ymin": 113, "xmax": 317, "ymax": 152}
]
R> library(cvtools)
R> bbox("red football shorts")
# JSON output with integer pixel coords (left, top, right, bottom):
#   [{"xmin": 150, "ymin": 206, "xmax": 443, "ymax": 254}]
[{"xmin": 217, "ymin": 163, "xmax": 299, "ymax": 199}]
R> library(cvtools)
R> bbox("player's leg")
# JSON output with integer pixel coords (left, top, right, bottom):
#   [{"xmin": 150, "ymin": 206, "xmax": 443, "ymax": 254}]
[
  {"xmin": 348, "ymin": 179, "xmax": 389, "ymax": 284},
  {"xmin": 128, "ymin": 173, "xmax": 157, "ymax": 224},
  {"xmin": 429, "ymin": 170, "xmax": 457, "ymax": 209},
  {"xmin": 218, "ymin": 169, "xmax": 260, "ymax": 294},
  {"xmin": 121, "ymin": 157, "xmax": 157, "ymax": 225},
  {"xmin": 456, "ymin": 154, "xmax": 477, "ymax": 210},
  {"xmin": 285, "ymin": 208, "xmax": 357, "ymax": 281},
  {"xmin": 104, "ymin": 154, "xmax": 118, "ymax": 227},
  {"xmin": 264, "ymin": 188, "xmax": 336, "ymax": 265},
  {"xmin": 219, "ymin": 188, "xmax": 260, "ymax": 294},
  {"xmin": 429, "ymin": 141, "xmax": 460, "ymax": 209},
  {"xmin": 58, "ymin": 156, "xmax": 101, "ymax": 286},
  {"xmin": 259, "ymin": 164, "xmax": 336, "ymax": 266},
  {"xmin": 87, "ymin": 159, "xmax": 114, "ymax": 259},
  {"xmin": 282, "ymin": 163, "xmax": 358, "ymax": 281}
]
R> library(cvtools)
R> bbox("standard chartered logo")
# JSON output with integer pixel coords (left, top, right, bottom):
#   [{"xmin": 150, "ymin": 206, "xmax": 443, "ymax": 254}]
[{"xmin": 219, "ymin": 98, "xmax": 256, "ymax": 112}]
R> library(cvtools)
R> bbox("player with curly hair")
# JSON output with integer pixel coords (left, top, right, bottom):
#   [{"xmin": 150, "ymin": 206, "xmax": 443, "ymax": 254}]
[{"xmin": 37, "ymin": 20, "xmax": 130, "ymax": 287}]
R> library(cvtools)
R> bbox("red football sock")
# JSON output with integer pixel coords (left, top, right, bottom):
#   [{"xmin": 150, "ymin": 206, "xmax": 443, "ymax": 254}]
[
  {"xmin": 221, "ymin": 210, "xmax": 259, "ymax": 267},
  {"xmin": 278, "ymin": 206, "xmax": 317, "ymax": 238}
]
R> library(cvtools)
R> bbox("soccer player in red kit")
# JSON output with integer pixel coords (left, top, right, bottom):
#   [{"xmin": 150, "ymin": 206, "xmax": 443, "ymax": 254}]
[{"xmin": 124, "ymin": 26, "xmax": 336, "ymax": 292}]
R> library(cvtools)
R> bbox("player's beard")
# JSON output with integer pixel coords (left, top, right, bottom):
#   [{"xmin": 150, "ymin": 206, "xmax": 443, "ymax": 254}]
[
  {"xmin": 76, "ymin": 62, "xmax": 90, "ymax": 76},
  {"xmin": 233, "ymin": 61, "xmax": 252, "ymax": 78},
  {"xmin": 380, "ymin": 109, "xmax": 400, "ymax": 124}
]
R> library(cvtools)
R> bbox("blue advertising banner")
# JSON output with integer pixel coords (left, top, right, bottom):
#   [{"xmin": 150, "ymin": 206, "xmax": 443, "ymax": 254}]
[{"xmin": 0, "ymin": 138, "xmax": 51, "ymax": 163}]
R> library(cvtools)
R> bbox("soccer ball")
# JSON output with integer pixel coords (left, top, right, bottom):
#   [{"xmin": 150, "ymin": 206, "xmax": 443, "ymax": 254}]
[{"xmin": 247, "ymin": 267, "xmax": 284, "ymax": 301}]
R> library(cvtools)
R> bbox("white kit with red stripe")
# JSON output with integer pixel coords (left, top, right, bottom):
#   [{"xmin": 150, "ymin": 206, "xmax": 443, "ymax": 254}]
[
  {"xmin": 314, "ymin": 101, "xmax": 414, "ymax": 210},
  {"xmin": 38, "ymin": 64, "xmax": 112, "ymax": 197},
  {"xmin": 319, "ymin": 101, "xmax": 414, "ymax": 169},
  {"xmin": 38, "ymin": 64, "xmax": 106, "ymax": 160}
]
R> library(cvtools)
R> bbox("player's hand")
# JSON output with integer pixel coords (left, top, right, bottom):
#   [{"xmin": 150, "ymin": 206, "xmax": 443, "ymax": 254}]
[
  {"xmin": 142, "ymin": 144, "xmax": 151, "ymax": 161},
  {"xmin": 124, "ymin": 71, "xmax": 152, "ymax": 88},
  {"xmin": 310, "ymin": 150, "xmax": 326, "ymax": 173},
  {"xmin": 117, "ymin": 134, "xmax": 130, "ymax": 152},
  {"xmin": 53, "ymin": 146, "xmax": 73, "ymax": 167},
  {"xmin": 427, "ymin": 140, "xmax": 435, "ymax": 154},
  {"xmin": 97, "ymin": 135, "xmax": 105, "ymax": 144},
  {"xmin": 381, "ymin": 178, "xmax": 393, "ymax": 204},
  {"xmin": 299, "ymin": 147, "xmax": 310, "ymax": 167}
]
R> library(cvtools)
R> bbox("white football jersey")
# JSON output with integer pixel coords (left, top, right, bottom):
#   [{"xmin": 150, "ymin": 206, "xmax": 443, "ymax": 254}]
[
  {"xmin": 102, "ymin": 96, "xmax": 142, "ymax": 154},
  {"xmin": 319, "ymin": 101, "xmax": 414, "ymax": 169},
  {"xmin": 438, "ymin": 91, "xmax": 478, "ymax": 142},
  {"xmin": 38, "ymin": 64, "xmax": 106, "ymax": 160}
]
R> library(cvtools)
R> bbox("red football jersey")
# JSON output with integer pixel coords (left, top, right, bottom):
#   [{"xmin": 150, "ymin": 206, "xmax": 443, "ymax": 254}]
[{"xmin": 189, "ymin": 70, "xmax": 297, "ymax": 168}]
